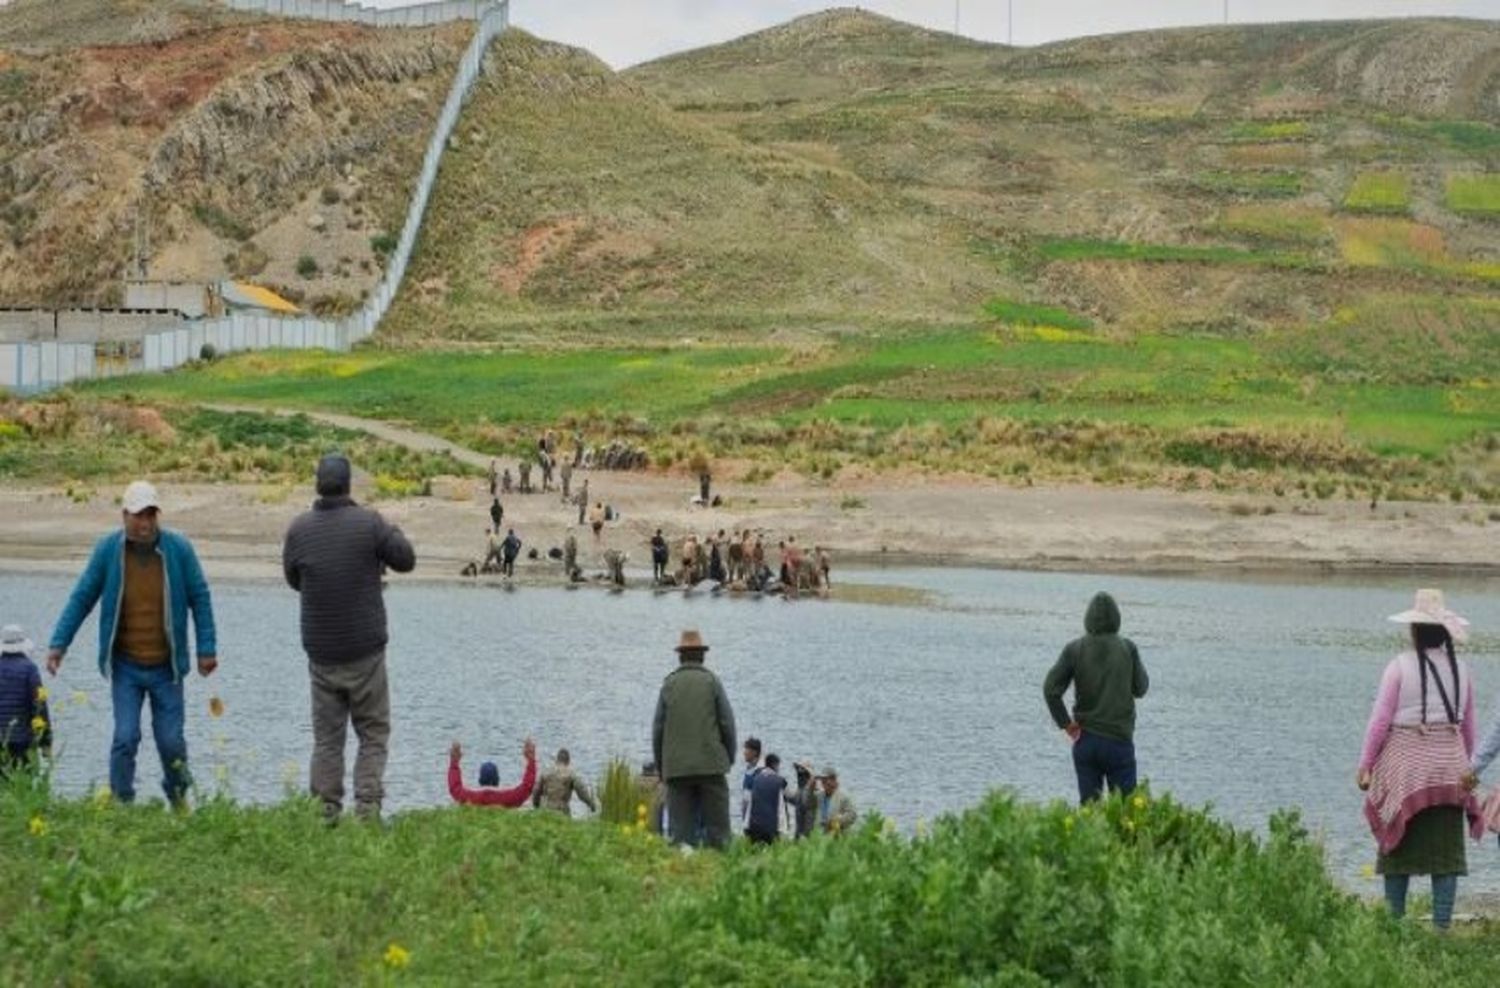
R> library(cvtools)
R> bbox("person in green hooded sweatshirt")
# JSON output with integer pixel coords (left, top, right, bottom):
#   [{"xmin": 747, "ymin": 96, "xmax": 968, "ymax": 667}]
[{"xmin": 1043, "ymin": 592, "xmax": 1150, "ymax": 803}]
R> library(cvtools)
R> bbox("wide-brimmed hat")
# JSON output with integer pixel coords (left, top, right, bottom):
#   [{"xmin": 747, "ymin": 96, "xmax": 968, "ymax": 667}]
[
  {"xmin": 0, "ymin": 624, "xmax": 33, "ymax": 656},
  {"xmin": 675, "ymin": 629, "xmax": 709, "ymax": 653},
  {"xmin": 1388, "ymin": 588, "xmax": 1470, "ymax": 644}
]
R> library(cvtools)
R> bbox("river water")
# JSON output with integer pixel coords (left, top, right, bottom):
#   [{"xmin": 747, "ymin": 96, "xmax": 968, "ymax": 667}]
[{"xmin": 5, "ymin": 566, "xmax": 1499, "ymax": 893}]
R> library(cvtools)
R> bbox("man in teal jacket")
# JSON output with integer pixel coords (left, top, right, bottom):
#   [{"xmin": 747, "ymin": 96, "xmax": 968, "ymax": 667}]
[
  {"xmin": 652, "ymin": 629, "xmax": 736, "ymax": 848},
  {"xmin": 47, "ymin": 481, "xmax": 218, "ymax": 804},
  {"xmin": 1043, "ymin": 592, "xmax": 1149, "ymax": 804}
]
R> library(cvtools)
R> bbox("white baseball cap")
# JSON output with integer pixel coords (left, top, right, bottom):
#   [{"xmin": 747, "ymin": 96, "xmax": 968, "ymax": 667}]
[{"xmin": 121, "ymin": 480, "xmax": 161, "ymax": 515}]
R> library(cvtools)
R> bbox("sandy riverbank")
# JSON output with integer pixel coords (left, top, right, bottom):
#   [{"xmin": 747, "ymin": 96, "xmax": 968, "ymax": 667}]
[{"xmin": 1, "ymin": 470, "xmax": 1496, "ymax": 584}]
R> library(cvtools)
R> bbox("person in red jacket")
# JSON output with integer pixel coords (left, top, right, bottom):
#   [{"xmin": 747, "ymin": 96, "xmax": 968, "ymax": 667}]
[{"xmin": 448, "ymin": 737, "xmax": 536, "ymax": 807}]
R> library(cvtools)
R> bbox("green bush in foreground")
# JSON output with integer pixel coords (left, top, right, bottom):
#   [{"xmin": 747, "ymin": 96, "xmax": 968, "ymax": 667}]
[{"xmin": 3, "ymin": 772, "xmax": 1497, "ymax": 986}]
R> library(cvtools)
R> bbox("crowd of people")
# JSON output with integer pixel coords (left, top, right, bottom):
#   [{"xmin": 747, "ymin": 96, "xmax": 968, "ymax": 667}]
[
  {"xmin": 3, "ymin": 471, "xmax": 1500, "ymax": 926},
  {"xmin": 467, "ymin": 452, "xmax": 832, "ymax": 597}
]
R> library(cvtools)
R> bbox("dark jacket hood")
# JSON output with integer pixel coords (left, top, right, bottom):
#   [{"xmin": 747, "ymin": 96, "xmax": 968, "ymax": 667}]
[{"xmin": 1084, "ymin": 592, "xmax": 1121, "ymax": 635}]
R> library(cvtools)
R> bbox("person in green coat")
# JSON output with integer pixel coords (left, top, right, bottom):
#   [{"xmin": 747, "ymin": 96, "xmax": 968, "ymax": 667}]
[
  {"xmin": 652, "ymin": 629, "xmax": 736, "ymax": 848},
  {"xmin": 1043, "ymin": 592, "xmax": 1150, "ymax": 804}
]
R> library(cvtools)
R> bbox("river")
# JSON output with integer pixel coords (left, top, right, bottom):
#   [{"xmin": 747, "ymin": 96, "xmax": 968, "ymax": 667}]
[{"xmin": 5, "ymin": 566, "xmax": 1499, "ymax": 894}]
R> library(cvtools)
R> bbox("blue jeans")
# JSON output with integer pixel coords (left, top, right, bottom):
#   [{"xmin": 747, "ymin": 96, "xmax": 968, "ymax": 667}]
[
  {"xmin": 1384, "ymin": 873, "xmax": 1459, "ymax": 929},
  {"xmin": 110, "ymin": 657, "xmax": 190, "ymax": 804},
  {"xmin": 1072, "ymin": 731, "xmax": 1137, "ymax": 804}
]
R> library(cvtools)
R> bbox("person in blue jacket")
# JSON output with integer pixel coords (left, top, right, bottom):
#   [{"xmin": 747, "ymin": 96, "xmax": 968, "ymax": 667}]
[{"xmin": 46, "ymin": 480, "xmax": 218, "ymax": 805}]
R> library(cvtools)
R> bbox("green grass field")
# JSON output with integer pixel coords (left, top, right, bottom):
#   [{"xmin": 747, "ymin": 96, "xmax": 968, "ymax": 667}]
[
  {"xmin": 1446, "ymin": 174, "xmax": 1500, "ymax": 216},
  {"xmin": 1192, "ymin": 170, "xmax": 1305, "ymax": 198},
  {"xmin": 1344, "ymin": 172, "xmax": 1412, "ymax": 214},
  {"xmin": 73, "ymin": 306, "xmax": 1500, "ymax": 497},
  {"xmin": 4, "ymin": 774, "xmax": 1499, "ymax": 986}
]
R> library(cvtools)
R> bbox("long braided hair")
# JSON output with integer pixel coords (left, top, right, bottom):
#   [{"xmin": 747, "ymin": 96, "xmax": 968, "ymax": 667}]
[{"xmin": 1412, "ymin": 623, "xmax": 1460, "ymax": 725}]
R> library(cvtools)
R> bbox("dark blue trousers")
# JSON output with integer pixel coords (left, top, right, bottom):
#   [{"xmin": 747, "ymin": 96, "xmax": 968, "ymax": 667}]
[{"xmin": 1072, "ymin": 730, "xmax": 1137, "ymax": 804}]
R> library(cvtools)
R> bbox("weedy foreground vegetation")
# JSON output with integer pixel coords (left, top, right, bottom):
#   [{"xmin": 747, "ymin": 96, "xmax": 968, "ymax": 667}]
[{"xmin": 4, "ymin": 772, "xmax": 1499, "ymax": 986}]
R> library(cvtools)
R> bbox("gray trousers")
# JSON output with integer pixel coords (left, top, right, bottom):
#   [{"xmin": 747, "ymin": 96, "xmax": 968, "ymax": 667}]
[
  {"xmin": 309, "ymin": 650, "xmax": 390, "ymax": 818},
  {"xmin": 665, "ymin": 774, "xmax": 731, "ymax": 849}
]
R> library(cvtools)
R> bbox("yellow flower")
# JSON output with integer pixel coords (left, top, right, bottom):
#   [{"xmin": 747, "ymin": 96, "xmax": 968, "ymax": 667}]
[
  {"xmin": 92, "ymin": 786, "xmax": 113, "ymax": 808},
  {"xmin": 1360, "ymin": 864, "xmax": 1376, "ymax": 880},
  {"xmin": 30, "ymin": 716, "xmax": 46, "ymax": 735},
  {"xmin": 34, "ymin": 686, "xmax": 47, "ymax": 703},
  {"xmin": 208, "ymin": 696, "xmax": 225, "ymax": 719},
  {"xmin": 71, "ymin": 691, "xmax": 89, "ymax": 707},
  {"xmin": 1130, "ymin": 794, "xmax": 1148, "ymax": 811},
  {"xmin": 619, "ymin": 824, "xmax": 633, "ymax": 837},
  {"xmin": 634, "ymin": 819, "xmax": 646, "ymax": 832},
  {"xmin": 636, "ymin": 802, "xmax": 647, "ymax": 818},
  {"xmin": 1123, "ymin": 818, "xmax": 1136, "ymax": 833},
  {"xmin": 382, "ymin": 943, "xmax": 410, "ymax": 969},
  {"xmin": 28, "ymin": 815, "xmax": 47, "ymax": 838},
  {"xmin": 1063, "ymin": 815, "xmax": 1076, "ymax": 831}
]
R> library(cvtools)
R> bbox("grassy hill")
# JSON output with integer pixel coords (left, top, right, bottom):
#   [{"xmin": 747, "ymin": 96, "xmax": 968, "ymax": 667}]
[
  {"xmin": 15, "ymin": 6, "xmax": 1499, "ymax": 497},
  {"xmin": 379, "ymin": 29, "xmax": 1000, "ymax": 342}
]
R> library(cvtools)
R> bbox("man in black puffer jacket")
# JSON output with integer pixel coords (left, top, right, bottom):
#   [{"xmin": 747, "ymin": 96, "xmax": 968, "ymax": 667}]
[{"xmin": 283, "ymin": 454, "xmax": 415, "ymax": 822}]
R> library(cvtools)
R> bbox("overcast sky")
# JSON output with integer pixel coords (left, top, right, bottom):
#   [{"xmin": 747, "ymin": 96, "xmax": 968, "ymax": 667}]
[{"xmin": 386, "ymin": 1, "xmax": 1496, "ymax": 68}]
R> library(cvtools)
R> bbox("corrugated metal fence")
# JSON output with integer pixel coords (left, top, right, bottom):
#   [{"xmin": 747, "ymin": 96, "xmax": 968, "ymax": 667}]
[{"xmin": 1, "ymin": 0, "xmax": 510, "ymax": 395}]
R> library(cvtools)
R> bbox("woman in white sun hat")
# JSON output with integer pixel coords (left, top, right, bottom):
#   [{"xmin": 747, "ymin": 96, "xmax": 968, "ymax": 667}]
[{"xmin": 1356, "ymin": 589, "xmax": 1483, "ymax": 929}]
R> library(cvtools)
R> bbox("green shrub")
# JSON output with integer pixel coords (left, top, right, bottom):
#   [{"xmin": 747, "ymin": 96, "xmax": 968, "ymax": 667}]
[
  {"xmin": 369, "ymin": 232, "xmax": 398, "ymax": 256},
  {"xmin": 191, "ymin": 202, "xmax": 252, "ymax": 242},
  {"xmin": 296, "ymin": 255, "xmax": 320, "ymax": 279},
  {"xmin": 982, "ymin": 298, "xmax": 1093, "ymax": 330}
]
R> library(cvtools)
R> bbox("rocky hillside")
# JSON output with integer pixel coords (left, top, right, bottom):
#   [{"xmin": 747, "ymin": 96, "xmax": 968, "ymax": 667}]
[
  {"xmin": 2, "ymin": 2, "xmax": 1496, "ymax": 346},
  {"xmin": 0, "ymin": 0, "xmax": 470, "ymax": 310}
]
